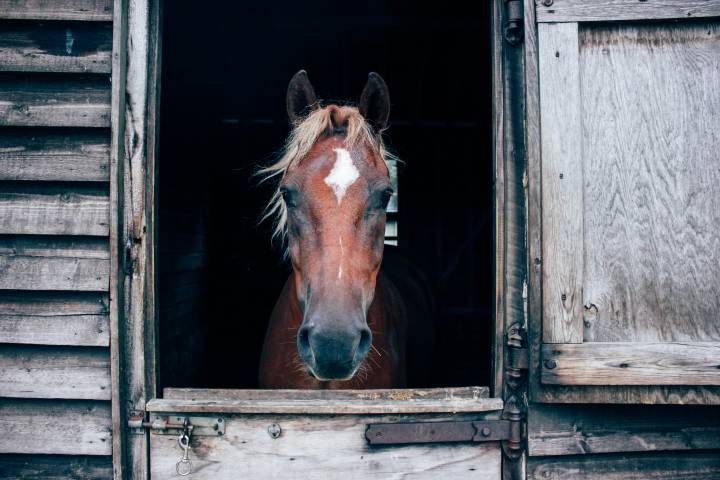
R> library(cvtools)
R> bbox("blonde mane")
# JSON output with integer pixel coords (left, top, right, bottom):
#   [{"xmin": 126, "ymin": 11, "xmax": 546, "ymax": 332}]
[{"xmin": 260, "ymin": 105, "xmax": 394, "ymax": 249}]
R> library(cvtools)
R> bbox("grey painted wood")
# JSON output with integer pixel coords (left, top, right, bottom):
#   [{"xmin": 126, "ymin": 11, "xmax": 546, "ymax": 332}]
[
  {"xmin": 528, "ymin": 451, "xmax": 720, "ymax": 480},
  {"xmin": 0, "ymin": 21, "xmax": 112, "ymax": 73},
  {"xmin": 536, "ymin": 0, "xmax": 720, "ymax": 23},
  {"xmin": 0, "ymin": 129, "xmax": 110, "ymax": 182},
  {"xmin": 0, "ymin": 454, "xmax": 113, "ymax": 479},
  {"xmin": 528, "ymin": 404, "xmax": 720, "ymax": 456},
  {"xmin": 0, "ymin": 399, "xmax": 111, "ymax": 455},
  {"xmin": 0, "ymin": 345, "xmax": 110, "ymax": 400},
  {"xmin": 542, "ymin": 342, "xmax": 720, "ymax": 385},
  {"xmin": 0, "ymin": 0, "xmax": 113, "ymax": 21},
  {"xmin": 154, "ymin": 387, "xmax": 502, "ymax": 414},
  {"xmin": 581, "ymin": 22, "xmax": 720, "ymax": 344},
  {"xmin": 151, "ymin": 413, "xmax": 501, "ymax": 480},
  {"xmin": 0, "ymin": 236, "xmax": 109, "ymax": 291},
  {"xmin": 0, "ymin": 187, "xmax": 109, "ymax": 236},
  {"xmin": 0, "ymin": 74, "xmax": 110, "ymax": 127},
  {"xmin": 538, "ymin": 22, "xmax": 583, "ymax": 344},
  {"xmin": 0, "ymin": 292, "xmax": 109, "ymax": 346}
]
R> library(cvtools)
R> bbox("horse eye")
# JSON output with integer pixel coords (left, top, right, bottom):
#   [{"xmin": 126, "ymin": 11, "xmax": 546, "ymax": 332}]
[{"xmin": 280, "ymin": 187, "xmax": 298, "ymax": 207}]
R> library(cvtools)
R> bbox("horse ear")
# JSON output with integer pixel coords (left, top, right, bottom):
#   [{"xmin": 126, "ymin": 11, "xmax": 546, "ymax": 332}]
[
  {"xmin": 359, "ymin": 72, "xmax": 390, "ymax": 132},
  {"xmin": 286, "ymin": 70, "xmax": 318, "ymax": 124}
]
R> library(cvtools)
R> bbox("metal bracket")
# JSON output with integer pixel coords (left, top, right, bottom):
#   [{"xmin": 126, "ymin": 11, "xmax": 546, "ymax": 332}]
[
  {"xmin": 128, "ymin": 413, "xmax": 225, "ymax": 437},
  {"xmin": 365, "ymin": 419, "xmax": 512, "ymax": 446},
  {"xmin": 503, "ymin": 0, "xmax": 524, "ymax": 46}
]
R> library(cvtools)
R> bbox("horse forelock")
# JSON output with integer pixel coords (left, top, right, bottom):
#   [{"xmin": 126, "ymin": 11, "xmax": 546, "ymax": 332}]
[{"xmin": 259, "ymin": 105, "xmax": 394, "ymax": 254}]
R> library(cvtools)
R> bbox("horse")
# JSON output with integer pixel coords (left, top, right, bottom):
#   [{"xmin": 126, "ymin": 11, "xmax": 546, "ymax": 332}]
[{"xmin": 258, "ymin": 70, "xmax": 414, "ymax": 389}]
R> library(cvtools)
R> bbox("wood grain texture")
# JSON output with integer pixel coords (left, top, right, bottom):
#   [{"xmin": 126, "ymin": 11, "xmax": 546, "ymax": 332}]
[
  {"xmin": 0, "ymin": 74, "xmax": 110, "ymax": 127},
  {"xmin": 0, "ymin": 21, "xmax": 111, "ymax": 73},
  {"xmin": 536, "ymin": 0, "xmax": 720, "ymax": 23},
  {"xmin": 581, "ymin": 22, "xmax": 720, "ymax": 344},
  {"xmin": 0, "ymin": 345, "xmax": 110, "ymax": 399},
  {"xmin": 151, "ymin": 413, "xmax": 500, "ymax": 480},
  {"xmin": 0, "ymin": 129, "xmax": 110, "ymax": 181},
  {"xmin": 0, "ymin": 454, "xmax": 112, "ymax": 479},
  {"xmin": 528, "ymin": 451, "xmax": 720, "ymax": 480},
  {"xmin": 542, "ymin": 342, "xmax": 720, "ymax": 385},
  {"xmin": 539, "ymin": 22, "xmax": 583, "ymax": 344},
  {"xmin": 0, "ymin": 236, "xmax": 109, "ymax": 291},
  {"xmin": 0, "ymin": 291, "xmax": 109, "ymax": 346},
  {"xmin": 0, "ymin": 0, "xmax": 113, "ymax": 21},
  {"xmin": 151, "ymin": 387, "xmax": 502, "ymax": 414},
  {"xmin": 0, "ymin": 399, "xmax": 111, "ymax": 455},
  {"xmin": 0, "ymin": 185, "xmax": 109, "ymax": 235},
  {"xmin": 528, "ymin": 404, "xmax": 720, "ymax": 456}
]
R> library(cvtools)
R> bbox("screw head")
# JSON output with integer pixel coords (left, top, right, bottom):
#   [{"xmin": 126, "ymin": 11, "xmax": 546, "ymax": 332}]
[
  {"xmin": 481, "ymin": 427, "xmax": 492, "ymax": 437},
  {"xmin": 267, "ymin": 423, "xmax": 282, "ymax": 439},
  {"xmin": 545, "ymin": 359, "xmax": 558, "ymax": 370},
  {"xmin": 542, "ymin": 0, "xmax": 554, "ymax": 6}
]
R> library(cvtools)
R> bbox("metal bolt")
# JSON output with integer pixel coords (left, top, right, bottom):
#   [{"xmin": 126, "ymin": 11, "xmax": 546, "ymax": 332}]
[
  {"xmin": 561, "ymin": 293, "xmax": 567, "ymax": 302},
  {"xmin": 267, "ymin": 423, "xmax": 282, "ymax": 439},
  {"xmin": 481, "ymin": 427, "xmax": 491, "ymax": 437},
  {"xmin": 545, "ymin": 359, "xmax": 557, "ymax": 370},
  {"xmin": 542, "ymin": 0, "xmax": 554, "ymax": 6},
  {"xmin": 559, "ymin": 173, "xmax": 564, "ymax": 179}
]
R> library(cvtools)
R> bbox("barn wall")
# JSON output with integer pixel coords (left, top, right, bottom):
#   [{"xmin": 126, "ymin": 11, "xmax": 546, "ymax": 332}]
[{"xmin": 0, "ymin": 0, "xmax": 114, "ymax": 477}]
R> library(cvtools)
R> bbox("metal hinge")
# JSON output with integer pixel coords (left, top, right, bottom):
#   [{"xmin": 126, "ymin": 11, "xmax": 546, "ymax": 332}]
[
  {"xmin": 128, "ymin": 412, "xmax": 225, "ymax": 437},
  {"xmin": 365, "ymin": 419, "xmax": 513, "ymax": 446},
  {"xmin": 504, "ymin": 0, "xmax": 524, "ymax": 46}
]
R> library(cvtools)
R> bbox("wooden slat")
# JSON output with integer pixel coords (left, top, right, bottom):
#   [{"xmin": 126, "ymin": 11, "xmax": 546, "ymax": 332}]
[
  {"xmin": 536, "ymin": 0, "xmax": 720, "ymax": 23},
  {"xmin": 0, "ymin": 22, "xmax": 111, "ymax": 73},
  {"xmin": 154, "ymin": 387, "xmax": 502, "ymax": 414},
  {"xmin": 539, "ymin": 22, "xmax": 583, "ymax": 344},
  {"xmin": 0, "ymin": 186, "xmax": 109, "ymax": 235},
  {"xmin": 0, "ymin": 75, "xmax": 110, "ymax": 127},
  {"xmin": 0, "ymin": 291, "xmax": 109, "ymax": 346},
  {"xmin": 528, "ymin": 451, "xmax": 720, "ymax": 480},
  {"xmin": 0, "ymin": 1, "xmax": 113, "ymax": 21},
  {"xmin": 151, "ymin": 413, "xmax": 501, "ymax": 480},
  {"xmin": 0, "ymin": 345, "xmax": 110, "ymax": 400},
  {"xmin": 0, "ymin": 399, "xmax": 111, "ymax": 455},
  {"xmin": 0, "ymin": 454, "xmax": 113, "ymax": 479},
  {"xmin": 542, "ymin": 342, "xmax": 720, "ymax": 385},
  {"xmin": 0, "ymin": 129, "xmax": 110, "ymax": 181},
  {"xmin": 528, "ymin": 404, "xmax": 720, "ymax": 456},
  {"xmin": 0, "ymin": 236, "xmax": 109, "ymax": 291}
]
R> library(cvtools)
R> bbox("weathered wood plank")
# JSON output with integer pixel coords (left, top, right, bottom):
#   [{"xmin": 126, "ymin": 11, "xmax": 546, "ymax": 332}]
[
  {"xmin": 0, "ymin": 454, "xmax": 112, "ymax": 479},
  {"xmin": 528, "ymin": 404, "xmax": 720, "ymax": 456},
  {"xmin": 0, "ymin": 399, "xmax": 111, "ymax": 455},
  {"xmin": 542, "ymin": 342, "xmax": 720, "ymax": 386},
  {"xmin": 581, "ymin": 22, "xmax": 720, "ymax": 344},
  {"xmin": 0, "ymin": 291, "xmax": 108, "ymax": 346},
  {"xmin": 0, "ymin": 186, "xmax": 109, "ymax": 235},
  {"xmin": 536, "ymin": 0, "xmax": 720, "ymax": 23},
  {"xmin": 0, "ymin": 21, "xmax": 111, "ymax": 73},
  {"xmin": 0, "ymin": 1, "xmax": 113, "ymax": 21},
  {"xmin": 0, "ymin": 345, "xmax": 110, "ymax": 400},
  {"xmin": 0, "ymin": 74, "xmax": 110, "ymax": 127},
  {"xmin": 151, "ymin": 413, "xmax": 501, "ymax": 480},
  {"xmin": 0, "ymin": 129, "xmax": 110, "ymax": 181},
  {"xmin": 0, "ymin": 236, "xmax": 109, "ymax": 291},
  {"xmin": 528, "ymin": 451, "xmax": 720, "ymax": 480},
  {"xmin": 539, "ymin": 22, "xmax": 583, "ymax": 344}
]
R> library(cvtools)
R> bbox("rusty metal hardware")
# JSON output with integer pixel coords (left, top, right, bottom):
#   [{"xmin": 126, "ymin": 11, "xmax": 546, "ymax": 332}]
[
  {"xmin": 176, "ymin": 419, "xmax": 193, "ymax": 476},
  {"xmin": 365, "ymin": 420, "xmax": 512, "ymax": 446},
  {"xmin": 128, "ymin": 413, "xmax": 225, "ymax": 437},
  {"xmin": 504, "ymin": 0, "xmax": 524, "ymax": 46}
]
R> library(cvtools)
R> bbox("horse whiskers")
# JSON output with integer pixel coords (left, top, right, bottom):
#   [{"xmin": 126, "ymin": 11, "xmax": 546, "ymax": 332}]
[{"xmin": 370, "ymin": 344, "xmax": 383, "ymax": 358}]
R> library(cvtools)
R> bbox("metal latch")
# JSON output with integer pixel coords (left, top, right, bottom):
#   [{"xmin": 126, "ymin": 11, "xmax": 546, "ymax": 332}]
[
  {"xmin": 504, "ymin": 0, "xmax": 524, "ymax": 46},
  {"xmin": 128, "ymin": 413, "xmax": 225, "ymax": 437},
  {"xmin": 365, "ymin": 420, "xmax": 512, "ymax": 446}
]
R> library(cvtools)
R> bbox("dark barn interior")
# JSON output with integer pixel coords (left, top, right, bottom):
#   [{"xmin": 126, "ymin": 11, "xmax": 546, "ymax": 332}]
[{"xmin": 158, "ymin": 1, "xmax": 493, "ymax": 390}]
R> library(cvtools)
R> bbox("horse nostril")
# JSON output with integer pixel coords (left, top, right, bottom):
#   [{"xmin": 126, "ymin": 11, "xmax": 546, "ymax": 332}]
[
  {"xmin": 297, "ymin": 325, "xmax": 311, "ymax": 352},
  {"xmin": 357, "ymin": 327, "xmax": 372, "ymax": 357}
]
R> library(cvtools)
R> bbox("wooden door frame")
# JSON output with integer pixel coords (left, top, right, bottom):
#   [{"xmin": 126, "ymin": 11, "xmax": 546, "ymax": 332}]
[{"xmin": 110, "ymin": 0, "xmax": 163, "ymax": 478}]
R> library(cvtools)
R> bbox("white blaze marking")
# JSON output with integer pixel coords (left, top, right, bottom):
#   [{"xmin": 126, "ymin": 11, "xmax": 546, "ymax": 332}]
[
  {"xmin": 338, "ymin": 236, "xmax": 344, "ymax": 279},
  {"xmin": 324, "ymin": 148, "xmax": 360, "ymax": 204}
]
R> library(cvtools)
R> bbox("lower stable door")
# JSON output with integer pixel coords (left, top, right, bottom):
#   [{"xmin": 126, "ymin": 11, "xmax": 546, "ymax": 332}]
[{"xmin": 147, "ymin": 387, "xmax": 503, "ymax": 479}]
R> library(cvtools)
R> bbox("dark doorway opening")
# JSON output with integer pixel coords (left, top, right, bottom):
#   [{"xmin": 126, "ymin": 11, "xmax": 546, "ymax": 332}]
[{"xmin": 158, "ymin": 1, "xmax": 493, "ymax": 390}]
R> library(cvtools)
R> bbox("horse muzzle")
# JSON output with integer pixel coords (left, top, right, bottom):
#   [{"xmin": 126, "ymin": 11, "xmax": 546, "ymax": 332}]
[{"xmin": 297, "ymin": 322, "xmax": 372, "ymax": 381}]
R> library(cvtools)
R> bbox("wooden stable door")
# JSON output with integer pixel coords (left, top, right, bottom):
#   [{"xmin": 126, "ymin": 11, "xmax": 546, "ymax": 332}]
[{"xmin": 529, "ymin": 1, "xmax": 720, "ymax": 403}]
